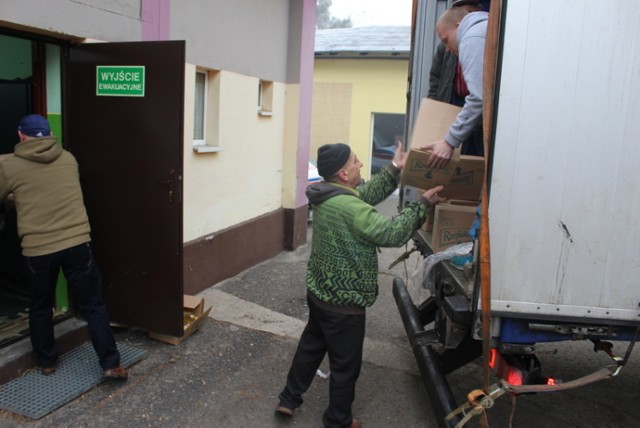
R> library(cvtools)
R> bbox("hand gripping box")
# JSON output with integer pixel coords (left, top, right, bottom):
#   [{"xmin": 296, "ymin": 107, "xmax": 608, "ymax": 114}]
[{"xmin": 401, "ymin": 98, "xmax": 485, "ymax": 201}]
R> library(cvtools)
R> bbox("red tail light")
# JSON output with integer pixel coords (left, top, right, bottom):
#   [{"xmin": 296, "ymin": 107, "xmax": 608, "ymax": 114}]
[
  {"xmin": 507, "ymin": 369, "xmax": 523, "ymax": 386},
  {"xmin": 489, "ymin": 348, "xmax": 524, "ymax": 386}
]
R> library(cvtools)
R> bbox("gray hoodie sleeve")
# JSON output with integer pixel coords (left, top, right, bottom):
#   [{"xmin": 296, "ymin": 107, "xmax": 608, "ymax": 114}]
[{"xmin": 444, "ymin": 15, "xmax": 487, "ymax": 148}]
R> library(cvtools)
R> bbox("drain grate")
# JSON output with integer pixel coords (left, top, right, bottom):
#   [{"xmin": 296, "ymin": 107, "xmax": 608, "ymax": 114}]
[{"xmin": 0, "ymin": 342, "xmax": 146, "ymax": 419}]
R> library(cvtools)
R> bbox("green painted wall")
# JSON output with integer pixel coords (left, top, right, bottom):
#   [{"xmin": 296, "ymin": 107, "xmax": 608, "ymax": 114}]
[
  {"xmin": 0, "ymin": 35, "xmax": 31, "ymax": 79},
  {"xmin": 46, "ymin": 44, "xmax": 62, "ymax": 114},
  {"xmin": 48, "ymin": 114, "xmax": 63, "ymax": 145},
  {"xmin": 46, "ymin": 44, "xmax": 63, "ymax": 145}
]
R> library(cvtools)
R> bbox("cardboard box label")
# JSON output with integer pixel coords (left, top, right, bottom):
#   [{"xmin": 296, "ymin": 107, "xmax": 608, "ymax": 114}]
[{"xmin": 432, "ymin": 204, "xmax": 477, "ymax": 252}]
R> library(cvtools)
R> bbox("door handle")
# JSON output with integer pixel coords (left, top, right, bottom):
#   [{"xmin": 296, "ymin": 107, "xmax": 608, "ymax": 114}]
[{"xmin": 156, "ymin": 169, "xmax": 177, "ymax": 204}]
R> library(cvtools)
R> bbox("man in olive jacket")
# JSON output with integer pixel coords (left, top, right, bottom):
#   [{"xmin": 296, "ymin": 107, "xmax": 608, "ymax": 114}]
[
  {"xmin": 276, "ymin": 143, "xmax": 444, "ymax": 428},
  {"xmin": 0, "ymin": 114, "xmax": 127, "ymax": 379}
]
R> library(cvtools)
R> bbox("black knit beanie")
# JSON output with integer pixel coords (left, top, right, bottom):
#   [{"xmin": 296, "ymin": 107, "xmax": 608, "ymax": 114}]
[{"xmin": 317, "ymin": 143, "xmax": 351, "ymax": 180}]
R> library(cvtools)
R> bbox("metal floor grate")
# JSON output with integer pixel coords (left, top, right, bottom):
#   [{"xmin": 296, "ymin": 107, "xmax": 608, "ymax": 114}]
[{"xmin": 0, "ymin": 342, "xmax": 146, "ymax": 419}]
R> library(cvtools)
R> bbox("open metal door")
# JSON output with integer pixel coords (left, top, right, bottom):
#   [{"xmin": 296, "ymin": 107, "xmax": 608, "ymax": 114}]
[{"xmin": 64, "ymin": 41, "xmax": 185, "ymax": 336}]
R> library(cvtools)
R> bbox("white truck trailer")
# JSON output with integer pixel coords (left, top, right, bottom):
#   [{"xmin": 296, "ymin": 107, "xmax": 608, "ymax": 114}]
[{"xmin": 395, "ymin": 1, "xmax": 640, "ymax": 426}]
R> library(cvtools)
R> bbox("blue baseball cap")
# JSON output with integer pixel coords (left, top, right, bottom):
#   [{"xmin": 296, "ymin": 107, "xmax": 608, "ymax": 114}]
[
  {"xmin": 18, "ymin": 114, "xmax": 51, "ymax": 138},
  {"xmin": 451, "ymin": 0, "xmax": 481, "ymax": 7}
]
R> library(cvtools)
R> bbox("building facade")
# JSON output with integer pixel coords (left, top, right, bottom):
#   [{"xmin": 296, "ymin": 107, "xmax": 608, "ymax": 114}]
[
  {"xmin": 0, "ymin": 0, "xmax": 315, "ymax": 379},
  {"xmin": 313, "ymin": 26, "xmax": 410, "ymax": 178}
]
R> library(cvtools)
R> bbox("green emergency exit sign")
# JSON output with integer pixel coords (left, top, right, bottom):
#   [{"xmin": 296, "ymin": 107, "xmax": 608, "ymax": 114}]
[{"xmin": 96, "ymin": 66, "xmax": 145, "ymax": 97}]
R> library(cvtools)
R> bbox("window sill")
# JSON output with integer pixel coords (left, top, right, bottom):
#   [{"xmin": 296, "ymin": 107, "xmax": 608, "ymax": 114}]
[{"xmin": 193, "ymin": 145, "xmax": 223, "ymax": 153}]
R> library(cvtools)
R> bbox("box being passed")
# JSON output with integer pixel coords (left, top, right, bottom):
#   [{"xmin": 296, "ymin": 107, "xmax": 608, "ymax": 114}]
[
  {"xmin": 401, "ymin": 98, "xmax": 485, "ymax": 201},
  {"xmin": 408, "ymin": 98, "xmax": 461, "ymax": 149},
  {"xmin": 401, "ymin": 98, "xmax": 460, "ymax": 192},
  {"xmin": 401, "ymin": 148, "xmax": 460, "ymax": 190}
]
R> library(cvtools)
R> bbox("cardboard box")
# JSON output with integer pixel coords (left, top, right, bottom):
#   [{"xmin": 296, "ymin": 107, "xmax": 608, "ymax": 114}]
[
  {"xmin": 401, "ymin": 148, "xmax": 460, "ymax": 190},
  {"xmin": 403, "ymin": 151, "xmax": 485, "ymax": 201},
  {"xmin": 431, "ymin": 204, "xmax": 477, "ymax": 252},
  {"xmin": 409, "ymin": 98, "xmax": 461, "ymax": 149},
  {"xmin": 445, "ymin": 155, "xmax": 485, "ymax": 201},
  {"xmin": 149, "ymin": 295, "xmax": 211, "ymax": 345},
  {"xmin": 402, "ymin": 98, "xmax": 486, "ymax": 199},
  {"xmin": 423, "ymin": 199, "xmax": 478, "ymax": 232},
  {"xmin": 401, "ymin": 98, "xmax": 464, "ymax": 191}
]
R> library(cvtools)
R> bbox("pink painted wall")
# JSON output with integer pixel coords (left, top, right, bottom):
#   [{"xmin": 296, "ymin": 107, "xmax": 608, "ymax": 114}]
[
  {"xmin": 296, "ymin": 0, "xmax": 316, "ymax": 206},
  {"xmin": 141, "ymin": 0, "xmax": 170, "ymax": 41}
]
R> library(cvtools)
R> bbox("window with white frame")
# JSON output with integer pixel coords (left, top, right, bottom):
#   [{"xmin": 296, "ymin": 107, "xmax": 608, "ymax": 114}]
[
  {"xmin": 192, "ymin": 69, "xmax": 221, "ymax": 153},
  {"xmin": 193, "ymin": 70, "xmax": 207, "ymax": 145}
]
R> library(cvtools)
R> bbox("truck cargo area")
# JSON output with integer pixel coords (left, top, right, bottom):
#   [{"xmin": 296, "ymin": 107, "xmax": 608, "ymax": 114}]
[{"xmin": 398, "ymin": 0, "xmax": 640, "ymax": 425}]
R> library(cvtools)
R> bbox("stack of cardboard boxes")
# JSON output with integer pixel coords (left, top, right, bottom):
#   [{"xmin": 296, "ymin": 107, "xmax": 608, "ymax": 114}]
[{"xmin": 401, "ymin": 98, "xmax": 484, "ymax": 252}]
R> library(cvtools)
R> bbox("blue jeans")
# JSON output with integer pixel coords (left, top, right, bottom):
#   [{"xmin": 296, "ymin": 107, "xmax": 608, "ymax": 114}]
[{"xmin": 23, "ymin": 242, "xmax": 120, "ymax": 370}]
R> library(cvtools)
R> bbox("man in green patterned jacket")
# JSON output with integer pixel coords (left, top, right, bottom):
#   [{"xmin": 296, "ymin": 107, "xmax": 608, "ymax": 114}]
[{"xmin": 277, "ymin": 143, "xmax": 444, "ymax": 428}]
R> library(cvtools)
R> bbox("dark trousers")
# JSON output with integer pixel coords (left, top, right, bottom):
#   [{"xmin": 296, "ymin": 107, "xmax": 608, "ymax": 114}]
[
  {"xmin": 279, "ymin": 297, "xmax": 365, "ymax": 428},
  {"xmin": 23, "ymin": 242, "xmax": 120, "ymax": 370}
]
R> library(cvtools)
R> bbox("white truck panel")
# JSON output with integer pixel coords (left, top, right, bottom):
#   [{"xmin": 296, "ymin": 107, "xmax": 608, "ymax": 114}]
[{"xmin": 489, "ymin": 0, "xmax": 640, "ymax": 321}]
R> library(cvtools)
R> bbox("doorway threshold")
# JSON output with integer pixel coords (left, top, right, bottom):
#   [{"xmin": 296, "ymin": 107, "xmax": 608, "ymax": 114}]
[{"xmin": 0, "ymin": 317, "xmax": 89, "ymax": 385}]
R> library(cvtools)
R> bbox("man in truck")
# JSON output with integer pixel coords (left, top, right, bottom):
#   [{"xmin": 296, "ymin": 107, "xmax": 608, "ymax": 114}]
[
  {"xmin": 0, "ymin": 114, "xmax": 128, "ymax": 379},
  {"xmin": 427, "ymin": 0, "xmax": 484, "ymax": 157},
  {"xmin": 276, "ymin": 142, "xmax": 445, "ymax": 428},
  {"xmin": 424, "ymin": 6, "xmax": 489, "ymax": 169}
]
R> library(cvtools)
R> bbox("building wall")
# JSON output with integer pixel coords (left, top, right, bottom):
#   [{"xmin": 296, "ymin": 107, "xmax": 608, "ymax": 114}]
[
  {"xmin": 171, "ymin": 0, "xmax": 291, "ymax": 83},
  {"xmin": 0, "ymin": 0, "xmax": 142, "ymax": 41},
  {"xmin": 182, "ymin": 66, "xmax": 287, "ymax": 242},
  {"xmin": 283, "ymin": 0, "xmax": 314, "ymax": 214},
  {"xmin": 177, "ymin": 0, "xmax": 315, "ymax": 290},
  {"xmin": 312, "ymin": 58, "xmax": 409, "ymax": 179},
  {"xmin": 0, "ymin": 0, "xmax": 315, "ymax": 380}
]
